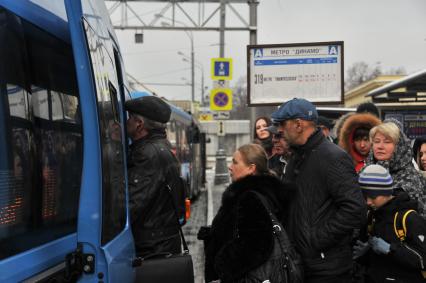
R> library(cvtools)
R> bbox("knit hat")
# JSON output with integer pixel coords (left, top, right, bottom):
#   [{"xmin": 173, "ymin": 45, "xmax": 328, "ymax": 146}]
[{"xmin": 358, "ymin": 164, "xmax": 393, "ymax": 197}]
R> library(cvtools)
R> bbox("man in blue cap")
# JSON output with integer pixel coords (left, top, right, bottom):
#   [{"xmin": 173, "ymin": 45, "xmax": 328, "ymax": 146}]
[{"xmin": 272, "ymin": 98, "xmax": 366, "ymax": 283}]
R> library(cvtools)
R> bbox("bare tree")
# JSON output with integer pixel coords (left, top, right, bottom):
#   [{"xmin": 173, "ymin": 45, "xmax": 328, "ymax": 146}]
[
  {"xmin": 345, "ymin": 61, "xmax": 407, "ymax": 91},
  {"xmin": 345, "ymin": 61, "xmax": 382, "ymax": 91},
  {"xmin": 230, "ymin": 76, "xmax": 250, "ymax": 119}
]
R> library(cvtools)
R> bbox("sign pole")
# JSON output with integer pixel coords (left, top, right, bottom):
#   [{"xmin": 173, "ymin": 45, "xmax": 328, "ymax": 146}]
[
  {"xmin": 214, "ymin": 0, "xmax": 229, "ymax": 185},
  {"xmin": 249, "ymin": 0, "xmax": 258, "ymax": 144}
]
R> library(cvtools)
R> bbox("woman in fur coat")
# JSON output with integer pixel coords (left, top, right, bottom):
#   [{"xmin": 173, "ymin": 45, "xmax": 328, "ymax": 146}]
[
  {"xmin": 198, "ymin": 143, "xmax": 293, "ymax": 283},
  {"xmin": 338, "ymin": 112, "xmax": 381, "ymax": 172}
]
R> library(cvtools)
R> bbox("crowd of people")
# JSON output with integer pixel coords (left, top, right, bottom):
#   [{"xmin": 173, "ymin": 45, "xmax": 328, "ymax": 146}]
[
  {"xmin": 122, "ymin": 94, "xmax": 426, "ymax": 283},
  {"xmin": 198, "ymin": 99, "xmax": 426, "ymax": 283}
]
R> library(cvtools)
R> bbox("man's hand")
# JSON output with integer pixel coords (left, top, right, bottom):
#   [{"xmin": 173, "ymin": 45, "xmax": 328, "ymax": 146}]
[
  {"xmin": 369, "ymin": 236, "xmax": 391, "ymax": 254},
  {"xmin": 353, "ymin": 240, "xmax": 370, "ymax": 259}
]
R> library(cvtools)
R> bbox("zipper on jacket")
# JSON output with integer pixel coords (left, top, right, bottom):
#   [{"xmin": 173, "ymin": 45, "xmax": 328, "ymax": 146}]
[{"xmin": 403, "ymin": 243, "xmax": 424, "ymax": 269}]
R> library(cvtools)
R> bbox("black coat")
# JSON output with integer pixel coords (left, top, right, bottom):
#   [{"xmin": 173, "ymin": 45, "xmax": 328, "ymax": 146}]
[
  {"xmin": 283, "ymin": 129, "xmax": 367, "ymax": 277},
  {"xmin": 128, "ymin": 130, "xmax": 182, "ymax": 256},
  {"xmin": 365, "ymin": 191, "xmax": 426, "ymax": 283},
  {"xmin": 204, "ymin": 174, "xmax": 293, "ymax": 283}
]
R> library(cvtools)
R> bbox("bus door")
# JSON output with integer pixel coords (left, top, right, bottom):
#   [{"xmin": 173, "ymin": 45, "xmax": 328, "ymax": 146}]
[{"xmin": 65, "ymin": 0, "xmax": 134, "ymax": 282}]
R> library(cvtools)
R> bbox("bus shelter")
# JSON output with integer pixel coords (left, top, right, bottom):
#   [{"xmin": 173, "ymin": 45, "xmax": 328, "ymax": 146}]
[{"xmin": 367, "ymin": 69, "xmax": 426, "ymax": 139}]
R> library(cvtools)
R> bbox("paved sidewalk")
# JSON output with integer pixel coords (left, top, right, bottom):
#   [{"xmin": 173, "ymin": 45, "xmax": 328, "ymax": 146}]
[{"xmin": 185, "ymin": 168, "xmax": 229, "ymax": 283}]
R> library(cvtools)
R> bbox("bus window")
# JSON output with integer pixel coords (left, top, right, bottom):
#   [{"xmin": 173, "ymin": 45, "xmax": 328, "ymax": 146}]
[
  {"xmin": 83, "ymin": 20, "xmax": 126, "ymax": 245},
  {"xmin": 0, "ymin": 7, "xmax": 82, "ymax": 259}
]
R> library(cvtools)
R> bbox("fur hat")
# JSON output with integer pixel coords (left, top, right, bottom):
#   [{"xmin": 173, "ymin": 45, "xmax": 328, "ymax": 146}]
[
  {"xmin": 359, "ymin": 164, "xmax": 393, "ymax": 197},
  {"xmin": 125, "ymin": 96, "xmax": 171, "ymax": 123}
]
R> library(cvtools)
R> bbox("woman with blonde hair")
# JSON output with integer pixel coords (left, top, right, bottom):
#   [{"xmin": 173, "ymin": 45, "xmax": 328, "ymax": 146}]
[
  {"xmin": 198, "ymin": 143, "xmax": 295, "ymax": 283},
  {"xmin": 366, "ymin": 120, "xmax": 426, "ymax": 216}
]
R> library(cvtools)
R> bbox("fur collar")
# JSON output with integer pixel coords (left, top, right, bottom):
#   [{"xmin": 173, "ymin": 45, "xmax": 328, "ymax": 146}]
[{"xmin": 221, "ymin": 174, "xmax": 291, "ymax": 213}]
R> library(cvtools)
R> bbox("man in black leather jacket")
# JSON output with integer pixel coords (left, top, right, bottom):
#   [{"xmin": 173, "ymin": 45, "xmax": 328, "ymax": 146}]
[
  {"xmin": 125, "ymin": 96, "xmax": 182, "ymax": 257},
  {"xmin": 271, "ymin": 98, "xmax": 367, "ymax": 283}
]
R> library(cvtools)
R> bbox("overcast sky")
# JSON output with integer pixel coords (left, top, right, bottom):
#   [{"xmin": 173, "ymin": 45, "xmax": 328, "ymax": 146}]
[{"xmin": 109, "ymin": 0, "xmax": 426, "ymax": 101}]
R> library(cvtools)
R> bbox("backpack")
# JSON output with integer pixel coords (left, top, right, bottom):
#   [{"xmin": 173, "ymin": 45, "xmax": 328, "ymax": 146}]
[
  {"xmin": 393, "ymin": 209, "xmax": 416, "ymax": 241},
  {"xmin": 393, "ymin": 209, "xmax": 426, "ymax": 279},
  {"xmin": 237, "ymin": 191, "xmax": 304, "ymax": 283}
]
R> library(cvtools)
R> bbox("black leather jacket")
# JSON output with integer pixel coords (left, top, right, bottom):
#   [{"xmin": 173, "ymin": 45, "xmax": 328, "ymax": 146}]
[
  {"xmin": 128, "ymin": 130, "xmax": 182, "ymax": 256},
  {"xmin": 283, "ymin": 129, "xmax": 367, "ymax": 276}
]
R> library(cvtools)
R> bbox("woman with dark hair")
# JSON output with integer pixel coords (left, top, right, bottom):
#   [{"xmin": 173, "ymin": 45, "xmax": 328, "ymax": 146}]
[
  {"xmin": 253, "ymin": 116, "xmax": 273, "ymax": 157},
  {"xmin": 198, "ymin": 143, "xmax": 293, "ymax": 283},
  {"xmin": 413, "ymin": 136, "xmax": 426, "ymax": 178},
  {"xmin": 338, "ymin": 112, "xmax": 381, "ymax": 172}
]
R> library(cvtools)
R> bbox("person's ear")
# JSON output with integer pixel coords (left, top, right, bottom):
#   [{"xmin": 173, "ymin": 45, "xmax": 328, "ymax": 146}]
[
  {"xmin": 295, "ymin": 119, "xmax": 303, "ymax": 132},
  {"xmin": 136, "ymin": 119, "xmax": 144, "ymax": 131},
  {"xmin": 248, "ymin": 163, "xmax": 256, "ymax": 175}
]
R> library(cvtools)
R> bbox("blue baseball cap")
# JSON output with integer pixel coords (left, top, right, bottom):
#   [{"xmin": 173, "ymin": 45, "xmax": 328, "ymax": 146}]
[{"xmin": 271, "ymin": 98, "xmax": 318, "ymax": 123}]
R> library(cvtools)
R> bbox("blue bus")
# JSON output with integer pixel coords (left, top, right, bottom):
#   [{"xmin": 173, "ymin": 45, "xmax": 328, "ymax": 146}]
[{"xmin": 0, "ymin": 0, "xmax": 203, "ymax": 281}]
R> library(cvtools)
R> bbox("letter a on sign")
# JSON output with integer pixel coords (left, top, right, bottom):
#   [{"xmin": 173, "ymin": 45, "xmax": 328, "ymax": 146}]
[
  {"xmin": 328, "ymin": 45, "xmax": 338, "ymax": 55},
  {"xmin": 254, "ymin": 48, "xmax": 263, "ymax": 58}
]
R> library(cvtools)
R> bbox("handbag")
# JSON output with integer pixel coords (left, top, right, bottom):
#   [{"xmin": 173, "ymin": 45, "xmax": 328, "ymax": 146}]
[
  {"xmin": 237, "ymin": 191, "xmax": 303, "ymax": 283},
  {"xmin": 133, "ymin": 185, "xmax": 194, "ymax": 283}
]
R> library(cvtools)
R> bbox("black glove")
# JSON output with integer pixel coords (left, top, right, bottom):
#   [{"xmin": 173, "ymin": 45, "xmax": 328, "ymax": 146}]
[
  {"xmin": 197, "ymin": 225, "xmax": 211, "ymax": 241},
  {"xmin": 353, "ymin": 240, "xmax": 370, "ymax": 259}
]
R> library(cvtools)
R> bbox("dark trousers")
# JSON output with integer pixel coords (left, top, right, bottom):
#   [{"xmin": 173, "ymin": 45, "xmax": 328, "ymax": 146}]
[{"xmin": 305, "ymin": 271, "xmax": 352, "ymax": 283}]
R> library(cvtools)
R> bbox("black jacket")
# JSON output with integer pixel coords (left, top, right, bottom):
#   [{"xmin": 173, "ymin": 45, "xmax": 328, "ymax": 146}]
[
  {"xmin": 364, "ymin": 191, "xmax": 426, "ymax": 283},
  {"xmin": 128, "ymin": 130, "xmax": 182, "ymax": 256},
  {"xmin": 203, "ymin": 174, "xmax": 293, "ymax": 283},
  {"xmin": 269, "ymin": 154, "xmax": 288, "ymax": 181},
  {"xmin": 283, "ymin": 129, "xmax": 366, "ymax": 276}
]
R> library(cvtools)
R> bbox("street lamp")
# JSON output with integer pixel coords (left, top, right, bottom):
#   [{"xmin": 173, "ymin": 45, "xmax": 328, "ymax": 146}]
[
  {"xmin": 182, "ymin": 57, "xmax": 205, "ymax": 106},
  {"xmin": 159, "ymin": 18, "xmax": 195, "ymax": 102}
]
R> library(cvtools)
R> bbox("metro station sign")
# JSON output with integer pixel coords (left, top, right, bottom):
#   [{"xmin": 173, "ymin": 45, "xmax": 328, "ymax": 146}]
[{"xmin": 247, "ymin": 41, "xmax": 344, "ymax": 105}]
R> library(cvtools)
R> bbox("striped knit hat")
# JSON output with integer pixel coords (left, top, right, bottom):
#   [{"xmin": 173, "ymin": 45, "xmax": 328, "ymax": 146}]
[{"xmin": 358, "ymin": 164, "xmax": 393, "ymax": 197}]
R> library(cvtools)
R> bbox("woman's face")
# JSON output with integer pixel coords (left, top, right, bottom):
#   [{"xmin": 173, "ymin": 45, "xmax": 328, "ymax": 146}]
[
  {"xmin": 419, "ymin": 143, "xmax": 426, "ymax": 170},
  {"xmin": 372, "ymin": 132, "xmax": 396, "ymax": 161},
  {"xmin": 228, "ymin": 150, "xmax": 255, "ymax": 182},
  {"xmin": 255, "ymin": 119, "xmax": 270, "ymax": 140}
]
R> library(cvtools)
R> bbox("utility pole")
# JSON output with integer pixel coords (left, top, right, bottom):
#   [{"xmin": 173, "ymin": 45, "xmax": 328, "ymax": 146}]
[
  {"xmin": 201, "ymin": 70, "xmax": 205, "ymax": 106},
  {"xmin": 191, "ymin": 39, "xmax": 195, "ymax": 102},
  {"xmin": 249, "ymin": 0, "xmax": 259, "ymax": 134},
  {"xmin": 214, "ymin": 0, "xmax": 229, "ymax": 185}
]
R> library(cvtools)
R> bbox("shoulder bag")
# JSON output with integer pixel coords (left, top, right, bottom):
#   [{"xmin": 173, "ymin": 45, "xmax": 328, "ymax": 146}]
[
  {"xmin": 133, "ymin": 185, "xmax": 194, "ymax": 283},
  {"xmin": 237, "ymin": 191, "xmax": 304, "ymax": 283}
]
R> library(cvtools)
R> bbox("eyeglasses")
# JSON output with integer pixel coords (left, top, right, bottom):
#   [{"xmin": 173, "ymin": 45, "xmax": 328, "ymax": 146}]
[{"xmin": 272, "ymin": 132, "xmax": 284, "ymax": 139}]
